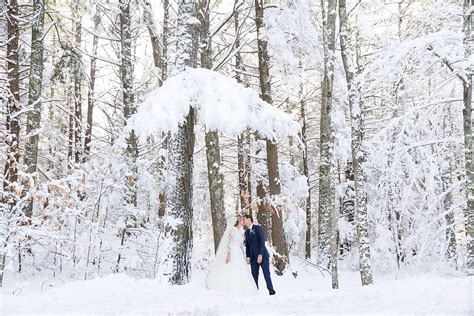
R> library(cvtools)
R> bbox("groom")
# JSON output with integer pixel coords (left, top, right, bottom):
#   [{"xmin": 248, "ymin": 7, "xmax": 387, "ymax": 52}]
[{"xmin": 242, "ymin": 214, "xmax": 276, "ymax": 295}]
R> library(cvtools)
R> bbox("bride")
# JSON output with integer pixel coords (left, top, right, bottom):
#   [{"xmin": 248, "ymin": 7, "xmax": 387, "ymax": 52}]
[{"xmin": 206, "ymin": 214, "xmax": 258, "ymax": 296}]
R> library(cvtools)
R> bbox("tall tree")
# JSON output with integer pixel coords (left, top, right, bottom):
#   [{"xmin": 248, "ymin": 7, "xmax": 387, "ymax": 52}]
[
  {"xmin": 160, "ymin": 0, "xmax": 199, "ymax": 285},
  {"xmin": 157, "ymin": 0, "xmax": 170, "ymax": 218},
  {"xmin": 255, "ymin": 0, "xmax": 289, "ymax": 273},
  {"xmin": 387, "ymin": 128, "xmax": 403, "ymax": 268},
  {"xmin": 2, "ymin": 0, "xmax": 20, "ymax": 204},
  {"xmin": 142, "ymin": 0, "xmax": 166, "ymax": 219},
  {"xmin": 143, "ymin": 0, "xmax": 162, "ymax": 74},
  {"xmin": 426, "ymin": 0, "xmax": 473, "ymax": 273},
  {"xmin": 67, "ymin": 70, "xmax": 74, "ymax": 163},
  {"xmin": 440, "ymin": 107, "xmax": 456, "ymax": 262},
  {"xmin": 115, "ymin": 0, "xmax": 138, "ymax": 272},
  {"xmin": 339, "ymin": 0, "xmax": 373, "ymax": 286},
  {"xmin": 463, "ymin": 0, "xmax": 474, "ymax": 276},
  {"xmin": 23, "ymin": 0, "xmax": 46, "ymax": 217},
  {"xmin": 299, "ymin": 73, "xmax": 312, "ymax": 259},
  {"xmin": 120, "ymin": 0, "xmax": 138, "ymax": 205},
  {"xmin": 73, "ymin": 7, "xmax": 83, "ymax": 163},
  {"xmin": 317, "ymin": 0, "xmax": 337, "ymax": 267},
  {"xmin": 161, "ymin": 0, "xmax": 170, "ymax": 83},
  {"xmin": 235, "ymin": 1, "xmax": 252, "ymax": 213},
  {"xmin": 199, "ymin": 0, "xmax": 226, "ymax": 253},
  {"xmin": 1, "ymin": 0, "xmax": 21, "ymax": 288},
  {"xmin": 84, "ymin": 7, "xmax": 100, "ymax": 157}
]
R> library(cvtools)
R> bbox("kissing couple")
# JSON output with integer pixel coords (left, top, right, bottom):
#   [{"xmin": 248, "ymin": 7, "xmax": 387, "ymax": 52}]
[{"xmin": 206, "ymin": 214, "xmax": 276, "ymax": 296}]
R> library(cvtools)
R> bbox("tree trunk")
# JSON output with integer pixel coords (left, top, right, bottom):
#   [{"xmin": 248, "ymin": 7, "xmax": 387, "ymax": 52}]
[
  {"xmin": 255, "ymin": 135, "xmax": 271, "ymax": 240},
  {"xmin": 144, "ymin": 0, "xmax": 162, "ymax": 71},
  {"xmin": 463, "ymin": 0, "xmax": 474, "ymax": 276},
  {"xmin": 234, "ymin": 1, "xmax": 243, "ymax": 85},
  {"xmin": 437, "ymin": 102, "xmax": 457, "ymax": 263},
  {"xmin": 256, "ymin": 180, "xmax": 271, "ymax": 239},
  {"xmin": 3, "ymin": 0, "xmax": 21, "ymax": 205},
  {"xmin": 115, "ymin": 0, "xmax": 137, "ymax": 271},
  {"xmin": 330, "ymin": 193, "xmax": 339, "ymax": 289},
  {"xmin": 143, "ymin": 0, "xmax": 165, "ymax": 217},
  {"xmin": 160, "ymin": 0, "xmax": 198, "ymax": 285},
  {"xmin": 266, "ymin": 140, "xmax": 289, "ymax": 273},
  {"xmin": 299, "ymin": 79, "xmax": 312, "ymax": 259},
  {"xmin": 340, "ymin": 161, "xmax": 355, "ymax": 254},
  {"xmin": 317, "ymin": 0, "xmax": 337, "ymax": 267},
  {"xmin": 161, "ymin": 0, "xmax": 170, "ymax": 82},
  {"xmin": 385, "ymin": 125, "xmax": 402, "ymax": 268},
  {"xmin": 339, "ymin": 0, "xmax": 373, "ymax": 285},
  {"xmin": 23, "ymin": 0, "xmax": 45, "ymax": 218},
  {"xmin": 67, "ymin": 38, "xmax": 75, "ymax": 165},
  {"xmin": 121, "ymin": 0, "xmax": 136, "ymax": 131},
  {"xmin": 255, "ymin": 0, "xmax": 289, "ymax": 273},
  {"xmin": 205, "ymin": 130, "xmax": 226, "ymax": 252},
  {"xmin": 1, "ymin": 0, "xmax": 21, "ymax": 288},
  {"xmin": 441, "ymin": 108, "xmax": 456, "ymax": 262},
  {"xmin": 238, "ymin": 132, "xmax": 252, "ymax": 211},
  {"xmin": 157, "ymin": 0, "xmax": 170, "ymax": 218},
  {"xmin": 198, "ymin": 0, "xmax": 226, "ymax": 253},
  {"xmin": 68, "ymin": 95, "xmax": 74, "ymax": 163},
  {"xmin": 120, "ymin": 0, "xmax": 138, "ymax": 207},
  {"xmin": 73, "ymin": 13, "xmax": 82, "ymax": 163},
  {"xmin": 235, "ymin": 1, "xmax": 252, "ymax": 213},
  {"xmin": 84, "ymin": 8, "xmax": 100, "ymax": 157}
]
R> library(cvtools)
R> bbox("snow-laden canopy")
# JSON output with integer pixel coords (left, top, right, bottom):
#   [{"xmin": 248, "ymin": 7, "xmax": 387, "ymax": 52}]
[
  {"xmin": 127, "ymin": 68, "xmax": 300, "ymax": 141},
  {"xmin": 361, "ymin": 30, "xmax": 465, "ymax": 91}
]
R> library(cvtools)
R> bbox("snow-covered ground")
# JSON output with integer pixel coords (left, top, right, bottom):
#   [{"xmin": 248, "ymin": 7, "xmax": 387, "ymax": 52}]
[{"xmin": 2, "ymin": 260, "xmax": 472, "ymax": 315}]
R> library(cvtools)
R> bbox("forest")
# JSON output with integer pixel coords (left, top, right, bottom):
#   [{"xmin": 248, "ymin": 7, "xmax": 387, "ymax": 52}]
[{"xmin": 0, "ymin": 0, "xmax": 473, "ymax": 314}]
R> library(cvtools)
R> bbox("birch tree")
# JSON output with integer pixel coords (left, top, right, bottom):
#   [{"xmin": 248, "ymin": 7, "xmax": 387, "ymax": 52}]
[
  {"xmin": 318, "ymin": 0, "xmax": 337, "ymax": 267},
  {"xmin": 339, "ymin": 0, "xmax": 373, "ymax": 286},
  {"xmin": 299, "ymin": 77, "xmax": 312, "ymax": 259},
  {"xmin": 440, "ymin": 107, "xmax": 456, "ymax": 262}
]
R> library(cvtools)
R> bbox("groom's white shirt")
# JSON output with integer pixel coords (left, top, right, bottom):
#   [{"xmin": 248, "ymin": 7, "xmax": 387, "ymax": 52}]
[{"xmin": 246, "ymin": 224, "xmax": 254, "ymax": 259}]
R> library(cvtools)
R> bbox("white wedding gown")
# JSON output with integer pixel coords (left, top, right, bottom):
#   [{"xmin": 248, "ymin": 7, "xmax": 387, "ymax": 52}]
[{"xmin": 206, "ymin": 227, "xmax": 258, "ymax": 297}]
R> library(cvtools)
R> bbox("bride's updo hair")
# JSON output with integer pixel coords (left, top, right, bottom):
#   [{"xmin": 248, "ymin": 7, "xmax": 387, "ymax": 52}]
[{"xmin": 234, "ymin": 214, "xmax": 242, "ymax": 227}]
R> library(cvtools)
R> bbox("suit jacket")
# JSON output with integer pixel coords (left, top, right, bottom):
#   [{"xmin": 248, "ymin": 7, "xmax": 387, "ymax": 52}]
[{"xmin": 245, "ymin": 224, "xmax": 270, "ymax": 260}]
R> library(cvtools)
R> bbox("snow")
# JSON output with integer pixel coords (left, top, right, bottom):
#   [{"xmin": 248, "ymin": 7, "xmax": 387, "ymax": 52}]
[
  {"xmin": 263, "ymin": 0, "xmax": 323, "ymax": 94},
  {"xmin": 2, "ymin": 259, "xmax": 472, "ymax": 315},
  {"xmin": 126, "ymin": 68, "xmax": 300, "ymax": 143}
]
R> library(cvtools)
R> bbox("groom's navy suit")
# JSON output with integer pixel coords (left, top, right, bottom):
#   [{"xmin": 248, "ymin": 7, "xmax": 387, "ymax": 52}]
[{"xmin": 244, "ymin": 224, "xmax": 275, "ymax": 295}]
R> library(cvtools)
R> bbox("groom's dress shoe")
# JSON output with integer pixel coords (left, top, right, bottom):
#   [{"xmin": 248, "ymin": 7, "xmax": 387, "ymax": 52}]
[{"xmin": 269, "ymin": 290, "xmax": 276, "ymax": 295}]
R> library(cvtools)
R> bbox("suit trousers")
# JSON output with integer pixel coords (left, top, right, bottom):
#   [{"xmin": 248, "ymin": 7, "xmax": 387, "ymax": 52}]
[{"xmin": 250, "ymin": 256, "xmax": 274, "ymax": 293}]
